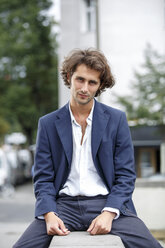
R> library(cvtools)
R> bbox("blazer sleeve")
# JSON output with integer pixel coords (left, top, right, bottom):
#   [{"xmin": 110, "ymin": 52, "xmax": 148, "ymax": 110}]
[
  {"xmin": 33, "ymin": 118, "xmax": 57, "ymax": 217},
  {"xmin": 105, "ymin": 112, "xmax": 136, "ymax": 212}
]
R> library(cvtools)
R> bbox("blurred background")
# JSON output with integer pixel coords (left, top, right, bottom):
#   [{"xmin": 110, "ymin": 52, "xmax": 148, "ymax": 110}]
[{"xmin": 0, "ymin": 0, "xmax": 165, "ymax": 247}]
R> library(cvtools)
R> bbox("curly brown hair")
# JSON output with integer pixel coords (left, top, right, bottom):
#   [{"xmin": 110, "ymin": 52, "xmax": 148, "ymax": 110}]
[{"xmin": 60, "ymin": 48, "xmax": 115, "ymax": 97}]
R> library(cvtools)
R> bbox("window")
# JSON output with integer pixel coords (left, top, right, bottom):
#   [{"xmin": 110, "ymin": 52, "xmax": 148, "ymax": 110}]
[
  {"xmin": 81, "ymin": 0, "xmax": 96, "ymax": 32},
  {"xmin": 138, "ymin": 148, "xmax": 156, "ymax": 178}
]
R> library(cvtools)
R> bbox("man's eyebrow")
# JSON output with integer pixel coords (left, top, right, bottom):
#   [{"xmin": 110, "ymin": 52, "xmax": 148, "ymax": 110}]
[
  {"xmin": 89, "ymin": 79, "xmax": 99, "ymax": 84},
  {"xmin": 76, "ymin": 76, "xmax": 84, "ymax": 79}
]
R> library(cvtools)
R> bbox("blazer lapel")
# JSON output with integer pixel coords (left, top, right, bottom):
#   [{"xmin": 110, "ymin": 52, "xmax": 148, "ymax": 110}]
[
  {"xmin": 54, "ymin": 101, "xmax": 110, "ymax": 167},
  {"xmin": 54, "ymin": 103, "xmax": 73, "ymax": 167},
  {"xmin": 92, "ymin": 100, "xmax": 111, "ymax": 160}
]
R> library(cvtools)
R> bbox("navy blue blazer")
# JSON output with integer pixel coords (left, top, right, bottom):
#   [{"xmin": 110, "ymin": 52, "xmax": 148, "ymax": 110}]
[{"xmin": 34, "ymin": 100, "xmax": 137, "ymax": 218}]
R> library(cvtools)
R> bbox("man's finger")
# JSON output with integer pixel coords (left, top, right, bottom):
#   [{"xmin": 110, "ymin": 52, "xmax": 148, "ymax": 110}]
[
  {"xmin": 87, "ymin": 220, "xmax": 100, "ymax": 235},
  {"xmin": 90, "ymin": 224, "xmax": 100, "ymax": 235},
  {"xmin": 59, "ymin": 221, "xmax": 69, "ymax": 233},
  {"xmin": 87, "ymin": 220, "xmax": 95, "ymax": 232},
  {"xmin": 51, "ymin": 226, "xmax": 70, "ymax": 236},
  {"xmin": 47, "ymin": 230, "xmax": 54, "ymax": 235}
]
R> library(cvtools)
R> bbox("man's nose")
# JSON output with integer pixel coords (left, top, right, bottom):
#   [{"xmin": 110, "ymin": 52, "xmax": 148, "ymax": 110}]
[{"xmin": 81, "ymin": 82, "xmax": 88, "ymax": 92}]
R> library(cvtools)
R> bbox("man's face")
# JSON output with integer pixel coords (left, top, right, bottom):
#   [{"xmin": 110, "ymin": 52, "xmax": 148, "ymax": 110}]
[{"xmin": 70, "ymin": 64, "xmax": 101, "ymax": 106}]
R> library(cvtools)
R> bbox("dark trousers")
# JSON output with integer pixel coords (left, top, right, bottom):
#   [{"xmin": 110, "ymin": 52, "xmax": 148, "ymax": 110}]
[{"xmin": 13, "ymin": 195, "xmax": 162, "ymax": 248}]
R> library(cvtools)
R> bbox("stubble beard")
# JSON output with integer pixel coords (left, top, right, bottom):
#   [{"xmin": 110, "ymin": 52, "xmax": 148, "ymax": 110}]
[{"xmin": 74, "ymin": 93, "xmax": 94, "ymax": 106}]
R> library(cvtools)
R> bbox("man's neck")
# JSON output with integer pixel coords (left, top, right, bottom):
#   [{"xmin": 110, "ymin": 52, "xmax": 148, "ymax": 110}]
[{"xmin": 70, "ymin": 99, "xmax": 94, "ymax": 119}]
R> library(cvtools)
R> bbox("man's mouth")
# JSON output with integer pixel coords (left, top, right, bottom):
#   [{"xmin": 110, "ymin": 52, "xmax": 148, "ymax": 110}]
[{"xmin": 78, "ymin": 93, "xmax": 89, "ymax": 98}]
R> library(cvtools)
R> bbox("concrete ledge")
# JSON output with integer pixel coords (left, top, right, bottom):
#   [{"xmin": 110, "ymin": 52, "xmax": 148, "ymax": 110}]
[
  {"xmin": 135, "ymin": 178, "xmax": 165, "ymax": 187},
  {"xmin": 50, "ymin": 231, "xmax": 124, "ymax": 247}
]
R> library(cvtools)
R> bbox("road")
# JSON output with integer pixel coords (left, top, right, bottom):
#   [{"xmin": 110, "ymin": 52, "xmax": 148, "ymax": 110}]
[{"xmin": 0, "ymin": 181, "xmax": 35, "ymax": 248}]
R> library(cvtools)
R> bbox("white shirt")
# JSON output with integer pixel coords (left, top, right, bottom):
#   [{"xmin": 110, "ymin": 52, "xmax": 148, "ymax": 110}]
[{"xmin": 59, "ymin": 102, "xmax": 119, "ymax": 219}]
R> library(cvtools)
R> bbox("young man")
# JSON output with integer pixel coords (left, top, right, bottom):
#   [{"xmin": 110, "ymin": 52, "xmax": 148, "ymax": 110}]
[{"xmin": 13, "ymin": 49, "xmax": 162, "ymax": 248}]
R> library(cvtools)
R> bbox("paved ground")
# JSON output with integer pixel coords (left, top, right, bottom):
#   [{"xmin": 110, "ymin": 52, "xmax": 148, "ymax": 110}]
[
  {"xmin": 0, "ymin": 182, "xmax": 165, "ymax": 248},
  {"xmin": 0, "ymin": 181, "xmax": 34, "ymax": 248}
]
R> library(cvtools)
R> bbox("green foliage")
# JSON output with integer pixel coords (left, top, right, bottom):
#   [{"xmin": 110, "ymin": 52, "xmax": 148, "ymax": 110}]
[
  {"xmin": 0, "ymin": 117, "xmax": 10, "ymax": 144},
  {"xmin": 116, "ymin": 45, "xmax": 165, "ymax": 125},
  {"xmin": 0, "ymin": 0, "xmax": 58, "ymax": 144}
]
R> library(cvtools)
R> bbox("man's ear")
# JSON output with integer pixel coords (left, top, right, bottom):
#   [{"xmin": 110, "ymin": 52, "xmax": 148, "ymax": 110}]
[{"xmin": 67, "ymin": 72, "xmax": 70, "ymax": 83}]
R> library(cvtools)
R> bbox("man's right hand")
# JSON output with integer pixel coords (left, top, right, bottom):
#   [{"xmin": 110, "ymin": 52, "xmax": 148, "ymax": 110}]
[{"xmin": 44, "ymin": 212, "xmax": 70, "ymax": 236}]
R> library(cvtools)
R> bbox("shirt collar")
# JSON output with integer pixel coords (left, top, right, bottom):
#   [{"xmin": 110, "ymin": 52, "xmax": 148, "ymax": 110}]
[{"xmin": 69, "ymin": 101, "xmax": 95, "ymax": 126}]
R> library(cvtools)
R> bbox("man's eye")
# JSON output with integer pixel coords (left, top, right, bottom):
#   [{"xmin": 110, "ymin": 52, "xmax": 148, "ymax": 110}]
[
  {"xmin": 77, "ymin": 78, "xmax": 83, "ymax": 82},
  {"xmin": 89, "ymin": 81, "xmax": 97, "ymax": 85}
]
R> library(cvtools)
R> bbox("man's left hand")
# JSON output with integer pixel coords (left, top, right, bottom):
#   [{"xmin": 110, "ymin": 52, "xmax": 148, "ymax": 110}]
[{"xmin": 87, "ymin": 211, "xmax": 116, "ymax": 235}]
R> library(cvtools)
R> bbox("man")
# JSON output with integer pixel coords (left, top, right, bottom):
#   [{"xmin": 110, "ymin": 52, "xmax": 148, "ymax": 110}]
[{"xmin": 13, "ymin": 49, "xmax": 162, "ymax": 248}]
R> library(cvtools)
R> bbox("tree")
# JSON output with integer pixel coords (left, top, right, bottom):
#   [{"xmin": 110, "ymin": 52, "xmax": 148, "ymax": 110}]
[
  {"xmin": 0, "ymin": 0, "xmax": 58, "ymax": 144},
  {"xmin": 0, "ymin": 117, "xmax": 10, "ymax": 144},
  {"xmin": 116, "ymin": 45, "xmax": 165, "ymax": 125}
]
